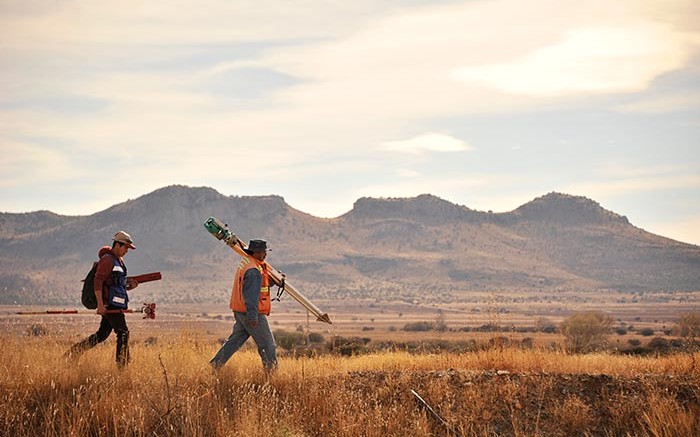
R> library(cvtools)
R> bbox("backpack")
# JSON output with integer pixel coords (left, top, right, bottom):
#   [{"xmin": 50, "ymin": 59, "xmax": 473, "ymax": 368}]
[
  {"xmin": 81, "ymin": 261, "xmax": 99, "ymax": 309},
  {"xmin": 81, "ymin": 253, "xmax": 115, "ymax": 309}
]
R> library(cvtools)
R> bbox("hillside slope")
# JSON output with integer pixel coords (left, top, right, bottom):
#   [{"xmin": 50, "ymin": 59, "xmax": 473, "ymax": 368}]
[{"xmin": 1, "ymin": 186, "xmax": 698, "ymax": 304}]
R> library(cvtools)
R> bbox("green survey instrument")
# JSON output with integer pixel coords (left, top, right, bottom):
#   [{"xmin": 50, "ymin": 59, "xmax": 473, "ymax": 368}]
[{"xmin": 204, "ymin": 217, "xmax": 332, "ymax": 324}]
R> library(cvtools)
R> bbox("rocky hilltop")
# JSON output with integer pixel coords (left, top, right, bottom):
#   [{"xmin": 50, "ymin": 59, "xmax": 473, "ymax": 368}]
[{"xmin": 1, "ymin": 185, "xmax": 698, "ymax": 304}]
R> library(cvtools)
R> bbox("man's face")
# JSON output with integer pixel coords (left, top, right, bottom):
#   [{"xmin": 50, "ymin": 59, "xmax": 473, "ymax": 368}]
[
  {"xmin": 252, "ymin": 251, "xmax": 267, "ymax": 261},
  {"xmin": 114, "ymin": 242, "xmax": 129, "ymax": 257}
]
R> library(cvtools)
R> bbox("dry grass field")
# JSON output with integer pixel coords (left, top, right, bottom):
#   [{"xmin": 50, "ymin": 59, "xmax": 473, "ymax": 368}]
[
  {"xmin": 1, "ymin": 311, "xmax": 699, "ymax": 436},
  {"xmin": 2, "ymin": 296, "xmax": 699, "ymax": 436}
]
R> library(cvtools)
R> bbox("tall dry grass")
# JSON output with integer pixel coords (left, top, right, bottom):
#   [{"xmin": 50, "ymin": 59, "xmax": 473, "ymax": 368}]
[{"xmin": 0, "ymin": 334, "xmax": 698, "ymax": 436}]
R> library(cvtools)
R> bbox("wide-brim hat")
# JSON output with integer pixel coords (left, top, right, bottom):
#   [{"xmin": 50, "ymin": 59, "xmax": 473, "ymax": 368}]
[
  {"xmin": 113, "ymin": 231, "xmax": 136, "ymax": 249},
  {"xmin": 243, "ymin": 239, "xmax": 268, "ymax": 254}
]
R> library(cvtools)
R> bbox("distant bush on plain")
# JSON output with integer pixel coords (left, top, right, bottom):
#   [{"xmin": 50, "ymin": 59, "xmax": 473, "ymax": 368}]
[
  {"xmin": 561, "ymin": 311, "xmax": 614, "ymax": 353},
  {"xmin": 403, "ymin": 321, "xmax": 434, "ymax": 332}
]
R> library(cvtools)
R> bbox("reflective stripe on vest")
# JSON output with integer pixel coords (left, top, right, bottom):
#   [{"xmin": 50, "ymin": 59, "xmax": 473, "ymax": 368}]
[{"xmin": 229, "ymin": 256, "xmax": 271, "ymax": 315}]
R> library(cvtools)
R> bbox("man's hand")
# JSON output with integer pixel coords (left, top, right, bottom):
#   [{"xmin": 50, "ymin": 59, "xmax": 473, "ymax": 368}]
[
  {"xmin": 97, "ymin": 304, "xmax": 106, "ymax": 315},
  {"xmin": 126, "ymin": 278, "xmax": 139, "ymax": 290},
  {"xmin": 247, "ymin": 318, "xmax": 258, "ymax": 328}
]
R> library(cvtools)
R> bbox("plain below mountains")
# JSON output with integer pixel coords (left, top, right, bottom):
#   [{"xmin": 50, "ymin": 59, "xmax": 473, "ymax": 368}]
[{"xmin": 1, "ymin": 185, "xmax": 699, "ymax": 305}]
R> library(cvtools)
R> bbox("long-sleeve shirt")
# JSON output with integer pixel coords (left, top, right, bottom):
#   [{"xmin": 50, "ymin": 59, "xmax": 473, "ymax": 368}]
[
  {"xmin": 242, "ymin": 267, "xmax": 262, "ymax": 321},
  {"xmin": 94, "ymin": 249, "xmax": 124, "ymax": 304}
]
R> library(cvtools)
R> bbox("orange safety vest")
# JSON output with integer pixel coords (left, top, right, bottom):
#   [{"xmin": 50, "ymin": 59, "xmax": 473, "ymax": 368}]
[{"xmin": 229, "ymin": 256, "xmax": 271, "ymax": 315}]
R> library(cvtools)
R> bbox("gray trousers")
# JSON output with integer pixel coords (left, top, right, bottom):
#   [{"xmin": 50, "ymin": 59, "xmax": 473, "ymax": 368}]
[{"xmin": 210, "ymin": 312, "xmax": 277, "ymax": 370}]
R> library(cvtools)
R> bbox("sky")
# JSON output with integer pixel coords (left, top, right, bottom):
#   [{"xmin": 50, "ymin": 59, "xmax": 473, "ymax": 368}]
[{"xmin": 1, "ymin": 0, "xmax": 699, "ymax": 245}]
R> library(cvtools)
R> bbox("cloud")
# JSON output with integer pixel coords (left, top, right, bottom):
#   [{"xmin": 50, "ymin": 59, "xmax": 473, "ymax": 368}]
[
  {"xmin": 564, "ymin": 172, "xmax": 700, "ymax": 199},
  {"xmin": 381, "ymin": 133, "xmax": 472, "ymax": 154},
  {"xmin": 615, "ymin": 90, "xmax": 700, "ymax": 113},
  {"xmin": 1, "ymin": 0, "xmax": 699, "ymax": 218},
  {"xmin": 3, "ymin": 0, "xmax": 698, "ymax": 158},
  {"xmin": 452, "ymin": 24, "xmax": 692, "ymax": 96},
  {"xmin": 0, "ymin": 140, "xmax": 78, "ymax": 188},
  {"xmin": 250, "ymin": 0, "xmax": 699, "ymax": 122},
  {"xmin": 396, "ymin": 169, "xmax": 421, "ymax": 178},
  {"xmin": 648, "ymin": 216, "xmax": 700, "ymax": 245},
  {"xmin": 0, "ymin": 1, "xmax": 382, "ymax": 49}
]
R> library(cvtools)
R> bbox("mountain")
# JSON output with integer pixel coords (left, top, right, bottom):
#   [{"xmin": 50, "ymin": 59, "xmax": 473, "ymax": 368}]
[{"xmin": 1, "ymin": 186, "xmax": 698, "ymax": 305}]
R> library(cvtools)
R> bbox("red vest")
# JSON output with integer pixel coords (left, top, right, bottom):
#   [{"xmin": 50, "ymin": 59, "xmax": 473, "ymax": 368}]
[{"xmin": 229, "ymin": 256, "xmax": 271, "ymax": 315}]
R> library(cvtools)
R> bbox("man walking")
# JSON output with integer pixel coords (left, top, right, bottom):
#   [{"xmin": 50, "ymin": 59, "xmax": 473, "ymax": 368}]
[
  {"xmin": 210, "ymin": 239, "xmax": 277, "ymax": 371},
  {"xmin": 67, "ymin": 231, "xmax": 138, "ymax": 367}
]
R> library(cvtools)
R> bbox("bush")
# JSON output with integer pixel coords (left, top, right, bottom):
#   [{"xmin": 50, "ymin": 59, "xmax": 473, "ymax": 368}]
[
  {"xmin": 274, "ymin": 329, "xmax": 306, "ymax": 350},
  {"xmin": 476, "ymin": 323, "xmax": 501, "ymax": 332},
  {"xmin": 535, "ymin": 317, "xmax": 557, "ymax": 333},
  {"xmin": 561, "ymin": 311, "xmax": 614, "ymax": 353},
  {"xmin": 628, "ymin": 339, "xmax": 641, "ymax": 347},
  {"xmin": 647, "ymin": 337, "xmax": 669, "ymax": 352},
  {"xmin": 308, "ymin": 332, "xmax": 325, "ymax": 343},
  {"xmin": 435, "ymin": 311, "xmax": 447, "ymax": 332},
  {"xmin": 488, "ymin": 336, "xmax": 510, "ymax": 349},
  {"xmin": 639, "ymin": 328, "xmax": 654, "ymax": 337},
  {"xmin": 331, "ymin": 336, "xmax": 370, "ymax": 356},
  {"xmin": 403, "ymin": 321, "xmax": 434, "ymax": 332},
  {"xmin": 614, "ymin": 327, "xmax": 628, "ymax": 335},
  {"xmin": 26, "ymin": 323, "xmax": 48, "ymax": 337},
  {"xmin": 625, "ymin": 346, "xmax": 650, "ymax": 355},
  {"xmin": 677, "ymin": 312, "xmax": 700, "ymax": 341},
  {"xmin": 542, "ymin": 325, "xmax": 557, "ymax": 334}
]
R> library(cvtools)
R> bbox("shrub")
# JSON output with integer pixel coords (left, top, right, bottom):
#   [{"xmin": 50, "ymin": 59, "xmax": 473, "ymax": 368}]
[
  {"xmin": 331, "ymin": 336, "xmax": 369, "ymax": 356},
  {"xmin": 628, "ymin": 339, "xmax": 642, "ymax": 347},
  {"xmin": 639, "ymin": 328, "xmax": 654, "ymax": 337},
  {"xmin": 560, "ymin": 311, "xmax": 614, "ymax": 353},
  {"xmin": 615, "ymin": 327, "xmax": 628, "ymax": 335},
  {"xmin": 403, "ymin": 321, "xmax": 434, "ymax": 332},
  {"xmin": 488, "ymin": 336, "xmax": 510, "ymax": 349},
  {"xmin": 435, "ymin": 311, "xmax": 447, "ymax": 332},
  {"xmin": 26, "ymin": 323, "xmax": 48, "ymax": 337},
  {"xmin": 535, "ymin": 317, "xmax": 557, "ymax": 333},
  {"xmin": 274, "ymin": 329, "xmax": 306, "ymax": 350},
  {"xmin": 677, "ymin": 312, "xmax": 700, "ymax": 341},
  {"xmin": 308, "ymin": 332, "xmax": 325, "ymax": 343},
  {"xmin": 647, "ymin": 337, "xmax": 669, "ymax": 352},
  {"xmin": 625, "ymin": 346, "xmax": 650, "ymax": 355},
  {"xmin": 476, "ymin": 323, "xmax": 501, "ymax": 332},
  {"xmin": 542, "ymin": 325, "xmax": 557, "ymax": 334}
]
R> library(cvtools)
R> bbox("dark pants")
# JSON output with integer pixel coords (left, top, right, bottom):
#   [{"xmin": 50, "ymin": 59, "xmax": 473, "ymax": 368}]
[{"xmin": 68, "ymin": 312, "xmax": 130, "ymax": 367}]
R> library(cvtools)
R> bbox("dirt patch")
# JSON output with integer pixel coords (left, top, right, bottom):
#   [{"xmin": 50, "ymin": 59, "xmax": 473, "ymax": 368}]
[{"xmin": 344, "ymin": 370, "xmax": 700, "ymax": 436}]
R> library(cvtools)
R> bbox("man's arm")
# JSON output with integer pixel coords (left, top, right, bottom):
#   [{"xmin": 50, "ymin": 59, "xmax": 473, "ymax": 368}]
[
  {"xmin": 242, "ymin": 268, "xmax": 262, "ymax": 324},
  {"xmin": 94, "ymin": 256, "xmax": 112, "ymax": 314}
]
